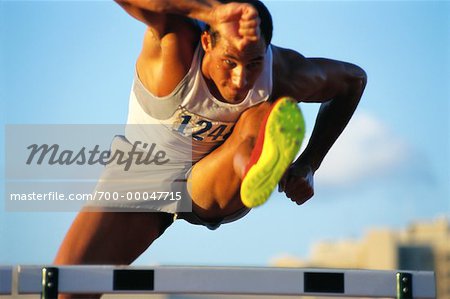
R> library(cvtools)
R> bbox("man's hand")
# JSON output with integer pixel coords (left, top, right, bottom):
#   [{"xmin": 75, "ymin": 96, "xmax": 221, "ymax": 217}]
[
  {"xmin": 210, "ymin": 2, "xmax": 261, "ymax": 50},
  {"xmin": 278, "ymin": 163, "xmax": 315, "ymax": 205}
]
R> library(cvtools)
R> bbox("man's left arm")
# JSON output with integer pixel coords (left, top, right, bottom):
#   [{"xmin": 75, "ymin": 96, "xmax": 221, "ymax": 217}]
[{"xmin": 278, "ymin": 55, "xmax": 367, "ymax": 205}]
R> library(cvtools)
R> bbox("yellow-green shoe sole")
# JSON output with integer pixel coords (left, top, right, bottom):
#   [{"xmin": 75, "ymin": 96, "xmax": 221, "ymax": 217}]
[{"xmin": 240, "ymin": 97, "xmax": 305, "ymax": 208}]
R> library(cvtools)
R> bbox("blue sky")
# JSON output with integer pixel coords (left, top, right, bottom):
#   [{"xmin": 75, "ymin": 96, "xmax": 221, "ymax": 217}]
[{"xmin": 1, "ymin": 1, "xmax": 449, "ymax": 266}]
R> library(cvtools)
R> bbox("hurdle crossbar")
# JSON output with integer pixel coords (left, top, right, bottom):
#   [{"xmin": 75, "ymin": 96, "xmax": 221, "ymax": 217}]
[
  {"xmin": 0, "ymin": 265, "xmax": 436, "ymax": 298},
  {"xmin": 0, "ymin": 266, "xmax": 12, "ymax": 295}
]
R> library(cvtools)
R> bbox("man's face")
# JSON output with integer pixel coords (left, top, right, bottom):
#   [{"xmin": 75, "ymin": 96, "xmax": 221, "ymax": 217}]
[{"xmin": 202, "ymin": 33, "xmax": 266, "ymax": 104}]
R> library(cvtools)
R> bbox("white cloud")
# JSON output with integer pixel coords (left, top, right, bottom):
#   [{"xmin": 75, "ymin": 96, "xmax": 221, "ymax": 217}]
[{"xmin": 313, "ymin": 111, "xmax": 411, "ymax": 187}]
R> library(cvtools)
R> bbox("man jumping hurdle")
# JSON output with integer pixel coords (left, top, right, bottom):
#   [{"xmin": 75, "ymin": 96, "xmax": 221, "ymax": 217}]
[{"xmin": 55, "ymin": 1, "xmax": 366, "ymax": 297}]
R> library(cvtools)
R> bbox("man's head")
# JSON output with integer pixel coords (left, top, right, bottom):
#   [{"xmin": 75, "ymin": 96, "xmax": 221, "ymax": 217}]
[{"xmin": 201, "ymin": 0, "xmax": 273, "ymax": 104}]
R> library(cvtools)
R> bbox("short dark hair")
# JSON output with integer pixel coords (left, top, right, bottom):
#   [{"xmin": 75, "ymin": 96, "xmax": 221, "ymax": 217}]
[{"xmin": 205, "ymin": 0, "xmax": 273, "ymax": 48}]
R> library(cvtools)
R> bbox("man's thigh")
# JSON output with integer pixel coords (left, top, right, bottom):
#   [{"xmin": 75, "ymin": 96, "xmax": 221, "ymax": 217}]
[
  {"xmin": 186, "ymin": 102, "xmax": 272, "ymax": 218},
  {"xmin": 54, "ymin": 210, "xmax": 173, "ymax": 265}
]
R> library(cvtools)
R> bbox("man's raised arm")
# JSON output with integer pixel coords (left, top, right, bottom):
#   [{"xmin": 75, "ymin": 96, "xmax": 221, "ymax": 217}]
[
  {"xmin": 298, "ymin": 58, "xmax": 367, "ymax": 172},
  {"xmin": 115, "ymin": 0, "xmax": 261, "ymax": 50},
  {"xmin": 115, "ymin": 0, "xmax": 219, "ymax": 27},
  {"xmin": 277, "ymin": 52, "xmax": 367, "ymax": 205}
]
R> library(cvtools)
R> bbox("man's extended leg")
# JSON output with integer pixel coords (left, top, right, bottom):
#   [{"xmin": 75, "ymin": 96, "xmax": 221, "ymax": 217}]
[
  {"xmin": 54, "ymin": 210, "xmax": 173, "ymax": 298},
  {"xmin": 188, "ymin": 98, "xmax": 304, "ymax": 219}
]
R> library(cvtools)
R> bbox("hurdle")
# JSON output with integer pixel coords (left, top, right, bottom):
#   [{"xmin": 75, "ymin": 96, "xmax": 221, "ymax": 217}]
[
  {"xmin": 0, "ymin": 265, "xmax": 436, "ymax": 298},
  {"xmin": 0, "ymin": 266, "xmax": 12, "ymax": 295}
]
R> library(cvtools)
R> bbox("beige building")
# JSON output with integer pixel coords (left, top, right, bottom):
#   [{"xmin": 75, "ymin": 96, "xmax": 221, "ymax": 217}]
[{"xmin": 272, "ymin": 217, "xmax": 450, "ymax": 299}]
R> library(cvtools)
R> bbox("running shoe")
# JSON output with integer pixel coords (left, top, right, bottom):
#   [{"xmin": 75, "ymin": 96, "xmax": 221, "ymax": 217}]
[{"xmin": 240, "ymin": 97, "xmax": 305, "ymax": 208}]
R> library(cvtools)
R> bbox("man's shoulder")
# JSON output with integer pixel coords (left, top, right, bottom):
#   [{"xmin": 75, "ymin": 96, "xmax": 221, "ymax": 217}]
[
  {"xmin": 270, "ymin": 45, "xmax": 326, "ymax": 101},
  {"xmin": 271, "ymin": 45, "xmax": 313, "ymax": 79},
  {"xmin": 140, "ymin": 16, "xmax": 201, "ymax": 63},
  {"xmin": 272, "ymin": 45, "xmax": 307, "ymax": 66}
]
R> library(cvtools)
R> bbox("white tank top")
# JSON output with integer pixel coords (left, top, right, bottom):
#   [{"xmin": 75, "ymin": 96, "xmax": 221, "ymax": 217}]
[{"xmin": 126, "ymin": 44, "xmax": 273, "ymax": 163}]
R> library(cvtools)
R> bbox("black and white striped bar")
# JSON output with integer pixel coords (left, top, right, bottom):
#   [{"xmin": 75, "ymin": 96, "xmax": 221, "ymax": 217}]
[
  {"xmin": 0, "ymin": 266, "xmax": 12, "ymax": 295},
  {"xmin": 7, "ymin": 266, "xmax": 435, "ymax": 298}
]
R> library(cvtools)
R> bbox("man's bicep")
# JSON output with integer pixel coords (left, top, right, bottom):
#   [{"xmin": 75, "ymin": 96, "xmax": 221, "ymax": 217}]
[
  {"xmin": 116, "ymin": 0, "xmax": 171, "ymax": 35},
  {"xmin": 302, "ymin": 58, "xmax": 367, "ymax": 102},
  {"xmin": 274, "ymin": 48, "xmax": 344, "ymax": 102},
  {"xmin": 116, "ymin": 0, "xmax": 199, "ymax": 60},
  {"xmin": 295, "ymin": 58, "xmax": 348, "ymax": 102}
]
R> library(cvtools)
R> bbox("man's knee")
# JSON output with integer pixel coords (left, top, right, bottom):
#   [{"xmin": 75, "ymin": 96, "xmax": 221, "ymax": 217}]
[{"xmin": 233, "ymin": 101, "xmax": 272, "ymax": 137}]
